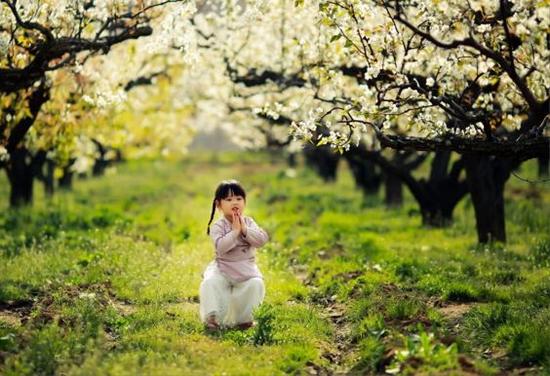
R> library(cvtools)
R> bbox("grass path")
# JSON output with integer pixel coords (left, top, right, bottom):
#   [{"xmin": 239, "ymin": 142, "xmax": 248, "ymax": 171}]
[
  {"xmin": 1, "ymin": 153, "xmax": 549, "ymax": 375},
  {"xmin": 0, "ymin": 155, "xmax": 339, "ymax": 375}
]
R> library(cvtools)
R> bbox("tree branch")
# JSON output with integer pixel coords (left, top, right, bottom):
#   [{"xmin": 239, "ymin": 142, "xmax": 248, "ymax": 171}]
[
  {"xmin": 1, "ymin": 0, "xmax": 55, "ymax": 42},
  {"xmin": 6, "ymin": 80, "xmax": 50, "ymax": 153},
  {"xmin": 390, "ymin": 2, "xmax": 539, "ymax": 111}
]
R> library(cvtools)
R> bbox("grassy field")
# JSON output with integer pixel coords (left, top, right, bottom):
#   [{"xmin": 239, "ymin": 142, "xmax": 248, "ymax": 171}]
[{"xmin": 0, "ymin": 152, "xmax": 549, "ymax": 375}]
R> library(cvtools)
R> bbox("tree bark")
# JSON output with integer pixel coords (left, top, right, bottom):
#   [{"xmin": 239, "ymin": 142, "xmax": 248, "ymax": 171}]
[
  {"xmin": 538, "ymin": 154, "xmax": 549, "ymax": 178},
  {"xmin": 384, "ymin": 172, "xmax": 403, "ymax": 207},
  {"xmin": 344, "ymin": 153, "xmax": 381, "ymax": 195},
  {"xmin": 351, "ymin": 145, "xmax": 468, "ymax": 227},
  {"xmin": 464, "ymin": 154, "xmax": 512, "ymax": 243},
  {"xmin": 382, "ymin": 151, "xmax": 425, "ymax": 209},
  {"xmin": 417, "ymin": 151, "xmax": 469, "ymax": 227},
  {"xmin": 43, "ymin": 159, "xmax": 55, "ymax": 197},
  {"xmin": 6, "ymin": 148, "xmax": 35, "ymax": 207},
  {"xmin": 31, "ymin": 150, "xmax": 54, "ymax": 198},
  {"xmin": 303, "ymin": 145, "xmax": 340, "ymax": 182},
  {"xmin": 92, "ymin": 139, "xmax": 108, "ymax": 177},
  {"xmin": 58, "ymin": 160, "xmax": 75, "ymax": 190},
  {"xmin": 1, "ymin": 81, "xmax": 50, "ymax": 207},
  {"xmin": 287, "ymin": 152, "xmax": 297, "ymax": 167}
]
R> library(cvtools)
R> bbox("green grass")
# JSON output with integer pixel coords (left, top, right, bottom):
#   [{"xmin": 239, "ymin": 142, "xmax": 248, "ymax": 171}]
[{"xmin": 0, "ymin": 152, "xmax": 549, "ymax": 375}]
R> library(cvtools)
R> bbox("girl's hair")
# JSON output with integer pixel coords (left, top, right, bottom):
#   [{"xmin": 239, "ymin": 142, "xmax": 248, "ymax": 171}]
[{"xmin": 206, "ymin": 179, "xmax": 247, "ymax": 235}]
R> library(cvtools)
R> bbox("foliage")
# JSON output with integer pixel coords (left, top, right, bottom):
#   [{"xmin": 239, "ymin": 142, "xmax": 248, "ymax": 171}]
[{"xmin": 0, "ymin": 154, "xmax": 548, "ymax": 374}]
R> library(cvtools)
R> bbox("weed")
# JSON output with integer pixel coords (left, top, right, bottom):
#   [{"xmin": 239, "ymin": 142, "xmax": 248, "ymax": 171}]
[{"xmin": 253, "ymin": 303, "xmax": 276, "ymax": 346}]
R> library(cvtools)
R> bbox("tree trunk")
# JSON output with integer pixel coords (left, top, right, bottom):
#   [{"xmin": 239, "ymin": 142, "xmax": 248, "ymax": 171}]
[
  {"xmin": 417, "ymin": 151, "xmax": 468, "ymax": 227},
  {"xmin": 464, "ymin": 154, "xmax": 510, "ymax": 243},
  {"xmin": 43, "ymin": 159, "xmax": 55, "ymax": 197},
  {"xmin": 344, "ymin": 154, "xmax": 381, "ymax": 195},
  {"xmin": 351, "ymin": 147, "xmax": 468, "ymax": 227},
  {"xmin": 58, "ymin": 165, "xmax": 74, "ymax": 190},
  {"xmin": 384, "ymin": 172, "xmax": 403, "ymax": 207},
  {"xmin": 303, "ymin": 145, "xmax": 340, "ymax": 182},
  {"xmin": 31, "ymin": 150, "xmax": 53, "ymax": 198},
  {"xmin": 419, "ymin": 182, "xmax": 460, "ymax": 227},
  {"xmin": 538, "ymin": 154, "xmax": 549, "ymax": 178},
  {"xmin": 287, "ymin": 152, "xmax": 297, "ymax": 168},
  {"xmin": 92, "ymin": 140, "xmax": 108, "ymax": 177},
  {"xmin": 6, "ymin": 148, "xmax": 34, "ymax": 207}
]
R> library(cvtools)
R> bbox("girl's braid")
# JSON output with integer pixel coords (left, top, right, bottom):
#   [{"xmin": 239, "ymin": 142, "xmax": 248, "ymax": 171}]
[{"xmin": 206, "ymin": 199, "xmax": 217, "ymax": 235}]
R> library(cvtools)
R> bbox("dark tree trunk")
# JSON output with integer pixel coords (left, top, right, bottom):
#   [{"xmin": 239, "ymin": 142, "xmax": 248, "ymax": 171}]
[
  {"xmin": 43, "ymin": 159, "xmax": 55, "ymax": 197},
  {"xmin": 351, "ymin": 146, "xmax": 468, "ymax": 227},
  {"xmin": 114, "ymin": 149, "xmax": 123, "ymax": 162},
  {"xmin": 92, "ymin": 139, "xmax": 108, "ymax": 177},
  {"xmin": 6, "ymin": 148, "xmax": 35, "ymax": 207},
  {"xmin": 287, "ymin": 152, "xmax": 297, "ymax": 168},
  {"xmin": 2, "ymin": 81, "xmax": 50, "ymax": 208},
  {"xmin": 384, "ymin": 172, "xmax": 403, "ymax": 207},
  {"xmin": 32, "ymin": 150, "xmax": 54, "ymax": 198},
  {"xmin": 382, "ymin": 151, "xmax": 424, "ymax": 209},
  {"xmin": 303, "ymin": 145, "xmax": 340, "ymax": 182},
  {"xmin": 58, "ymin": 160, "xmax": 75, "ymax": 190},
  {"xmin": 538, "ymin": 153, "xmax": 549, "ymax": 178},
  {"xmin": 464, "ymin": 154, "xmax": 513, "ymax": 243},
  {"xmin": 419, "ymin": 180, "xmax": 465, "ymax": 227},
  {"xmin": 344, "ymin": 153, "xmax": 381, "ymax": 195},
  {"xmin": 418, "ymin": 151, "xmax": 468, "ymax": 227},
  {"xmin": 58, "ymin": 170, "xmax": 73, "ymax": 190}
]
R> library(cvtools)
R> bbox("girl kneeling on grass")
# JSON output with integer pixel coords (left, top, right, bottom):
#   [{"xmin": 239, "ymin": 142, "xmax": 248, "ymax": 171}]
[{"xmin": 199, "ymin": 180, "xmax": 269, "ymax": 330}]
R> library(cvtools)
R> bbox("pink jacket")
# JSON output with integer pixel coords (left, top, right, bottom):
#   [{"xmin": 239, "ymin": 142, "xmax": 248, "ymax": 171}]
[{"xmin": 209, "ymin": 216, "xmax": 269, "ymax": 282}]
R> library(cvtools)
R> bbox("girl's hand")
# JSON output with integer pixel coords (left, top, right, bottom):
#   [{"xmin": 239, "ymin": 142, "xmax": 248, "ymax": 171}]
[
  {"xmin": 239, "ymin": 215, "xmax": 247, "ymax": 236},
  {"xmin": 232, "ymin": 211, "xmax": 242, "ymax": 233}
]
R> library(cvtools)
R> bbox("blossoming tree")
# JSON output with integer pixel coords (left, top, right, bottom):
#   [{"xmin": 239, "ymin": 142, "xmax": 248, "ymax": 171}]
[
  {"xmin": 0, "ymin": 0, "xmax": 194, "ymax": 207},
  {"xmin": 290, "ymin": 0, "xmax": 549, "ymax": 242}
]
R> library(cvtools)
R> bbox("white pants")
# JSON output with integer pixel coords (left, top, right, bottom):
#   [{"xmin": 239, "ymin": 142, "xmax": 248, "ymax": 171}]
[{"xmin": 199, "ymin": 261, "xmax": 265, "ymax": 327}]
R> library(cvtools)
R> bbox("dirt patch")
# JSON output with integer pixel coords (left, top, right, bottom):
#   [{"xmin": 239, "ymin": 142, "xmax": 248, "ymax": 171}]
[
  {"xmin": 0, "ymin": 311, "xmax": 22, "ymax": 327},
  {"xmin": 183, "ymin": 295, "xmax": 199, "ymax": 303},
  {"xmin": 291, "ymin": 264, "xmax": 310, "ymax": 285},
  {"xmin": 0, "ymin": 299, "xmax": 34, "ymax": 327},
  {"xmin": 0, "ymin": 282, "xmax": 138, "ymax": 328},
  {"xmin": 333, "ymin": 270, "xmax": 363, "ymax": 281},
  {"xmin": 318, "ymin": 302, "xmax": 355, "ymax": 375},
  {"xmin": 292, "ymin": 261, "xmax": 356, "ymax": 374},
  {"xmin": 508, "ymin": 186, "xmax": 542, "ymax": 201},
  {"xmin": 293, "ymin": 264, "xmax": 319, "ymax": 287},
  {"xmin": 111, "ymin": 300, "xmax": 137, "ymax": 316},
  {"xmin": 437, "ymin": 303, "xmax": 476, "ymax": 321},
  {"xmin": 317, "ymin": 243, "xmax": 346, "ymax": 260}
]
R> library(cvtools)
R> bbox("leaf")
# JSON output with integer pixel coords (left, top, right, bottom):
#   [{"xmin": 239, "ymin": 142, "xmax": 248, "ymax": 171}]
[
  {"xmin": 385, "ymin": 365, "xmax": 401, "ymax": 374},
  {"xmin": 316, "ymin": 138, "xmax": 329, "ymax": 146},
  {"xmin": 330, "ymin": 34, "xmax": 342, "ymax": 42},
  {"xmin": 320, "ymin": 17, "xmax": 332, "ymax": 26}
]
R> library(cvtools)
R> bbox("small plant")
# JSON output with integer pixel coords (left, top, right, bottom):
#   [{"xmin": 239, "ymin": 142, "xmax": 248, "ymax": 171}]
[
  {"xmin": 356, "ymin": 336, "xmax": 386, "ymax": 373},
  {"xmin": 394, "ymin": 261, "xmax": 424, "ymax": 282},
  {"xmin": 355, "ymin": 313, "xmax": 386, "ymax": 342},
  {"xmin": 443, "ymin": 283, "xmax": 479, "ymax": 302},
  {"xmin": 385, "ymin": 331, "xmax": 459, "ymax": 374},
  {"xmin": 0, "ymin": 326, "xmax": 17, "ymax": 352},
  {"xmin": 386, "ymin": 298, "xmax": 422, "ymax": 320},
  {"xmin": 252, "ymin": 303, "xmax": 276, "ymax": 346},
  {"xmin": 528, "ymin": 238, "xmax": 550, "ymax": 268}
]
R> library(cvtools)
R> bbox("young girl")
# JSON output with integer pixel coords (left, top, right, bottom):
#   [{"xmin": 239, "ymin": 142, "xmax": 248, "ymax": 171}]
[{"xmin": 199, "ymin": 179, "xmax": 269, "ymax": 330}]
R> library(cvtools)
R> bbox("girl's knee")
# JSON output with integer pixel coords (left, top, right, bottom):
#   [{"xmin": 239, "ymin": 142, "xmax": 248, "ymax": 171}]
[
  {"xmin": 248, "ymin": 278, "xmax": 265, "ymax": 293},
  {"xmin": 200, "ymin": 276, "xmax": 223, "ymax": 290}
]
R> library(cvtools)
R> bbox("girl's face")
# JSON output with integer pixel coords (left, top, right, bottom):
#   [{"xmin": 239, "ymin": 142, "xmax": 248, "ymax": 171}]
[{"xmin": 217, "ymin": 194, "xmax": 246, "ymax": 219}]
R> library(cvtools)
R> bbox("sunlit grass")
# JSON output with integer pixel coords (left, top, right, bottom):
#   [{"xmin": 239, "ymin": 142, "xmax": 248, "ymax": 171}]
[{"xmin": 0, "ymin": 153, "xmax": 548, "ymax": 374}]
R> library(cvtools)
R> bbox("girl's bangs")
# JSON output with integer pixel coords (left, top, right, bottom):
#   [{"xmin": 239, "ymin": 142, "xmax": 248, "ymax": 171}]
[{"xmin": 218, "ymin": 182, "xmax": 246, "ymax": 199}]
